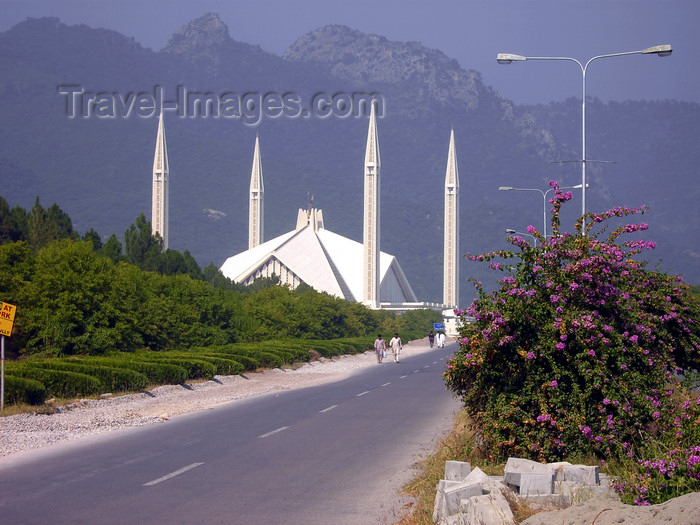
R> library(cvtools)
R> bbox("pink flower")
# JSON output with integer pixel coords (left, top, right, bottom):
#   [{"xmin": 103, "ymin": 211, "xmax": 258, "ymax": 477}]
[
  {"xmin": 550, "ymin": 380, "xmax": 558, "ymax": 387},
  {"xmin": 588, "ymin": 350, "xmax": 596, "ymax": 357}
]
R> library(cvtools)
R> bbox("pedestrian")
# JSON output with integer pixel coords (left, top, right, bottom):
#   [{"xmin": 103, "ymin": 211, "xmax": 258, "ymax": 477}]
[
  {"xmin": 428, "ymin": 330, "xmax": 435, "ymax": 348},
  {"xmin": 437, "ymin": 331, "xmax": 446, "ymax": 348},
  {"xmin": 374, "ymin": 334, "xmax": 386, "ymax": 363},
  {"xmin": 389, "ymin": 332, "xmax": 403, "ymax": 363}
]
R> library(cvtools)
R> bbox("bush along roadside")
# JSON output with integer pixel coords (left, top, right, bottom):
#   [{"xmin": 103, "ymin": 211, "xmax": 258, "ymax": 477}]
[
  {"xmin": 1, "ymin": 336, "xmax": 381, "ymax": 407},
  {"xmin": 444, "ymin": 181, "xmax": 700, "ymax": 505}
]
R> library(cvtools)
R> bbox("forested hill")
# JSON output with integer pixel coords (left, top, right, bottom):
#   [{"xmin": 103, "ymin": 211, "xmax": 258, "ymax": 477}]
[{"xmin": 1, "ymin": 14, "xmax": 697, "ymax": 305}]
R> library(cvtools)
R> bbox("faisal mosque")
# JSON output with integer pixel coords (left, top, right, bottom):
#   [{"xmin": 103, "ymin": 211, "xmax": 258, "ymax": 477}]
[{"xmin": 150, "ymin": 102, "xmax": 461, "ymax": 318}]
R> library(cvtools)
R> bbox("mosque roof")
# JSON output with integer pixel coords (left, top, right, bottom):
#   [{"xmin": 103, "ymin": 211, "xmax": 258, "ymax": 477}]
[{"xmin": 219, "ymin": 216, "xmax": 417, "ymax": 303}]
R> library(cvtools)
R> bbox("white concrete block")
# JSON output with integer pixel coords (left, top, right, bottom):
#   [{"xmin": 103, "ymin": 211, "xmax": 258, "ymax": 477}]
[
  {"xmin": 445, "ymin": 460, "xmax": 472, "ymax": 481},
  {"xmin": 444, "ymin": 482, "xmax": 485, "ymax": 515},
  {"xmin": 460, "ymin": 491, "xmax": 515, "ymax": 525},
  {"xmin": 462, "ymin": 466, "xmax": 489, "ymax": 489},
  {"xmin": 555, "ymin": 464, "xmax": 599, "ymax": 485},
  {"xmin": 519, "ymin": 473, "xmax": 553, "ymax": 496}
]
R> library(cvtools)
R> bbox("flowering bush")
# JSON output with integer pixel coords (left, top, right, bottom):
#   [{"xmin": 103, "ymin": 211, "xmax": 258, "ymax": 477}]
[{"xmin": 444, "ymin": 181, "xmax": 700, "ymax": 503}]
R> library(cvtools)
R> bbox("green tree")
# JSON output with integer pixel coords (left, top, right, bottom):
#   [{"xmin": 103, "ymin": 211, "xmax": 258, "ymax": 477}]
[
  {"xmin": 82, "ymin": 228, "xmax": 102, "ymax": 251},
  {"xmin": 21, "ymin": 240, "xmax": 122, "ymax": 356},
  {"xmin": 100, "ymin": 234, "xmax": 123, "ymax": 263},
  {"xmin": 0, "ymin": 196, "xmax": 28, "ymax": 244},
  {"xmin": 124, "ymin": 213, "xmax": 163, "ymax": 270},
  {"xmin": 26, "ymin": 197, "xmax": 77, "ymax": 248}
]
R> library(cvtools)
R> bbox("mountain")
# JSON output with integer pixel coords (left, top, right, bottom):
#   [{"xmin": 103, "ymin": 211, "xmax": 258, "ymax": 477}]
[{"xmin": 0, "ymin": 14, "xmax": 697, "ymax": 305}]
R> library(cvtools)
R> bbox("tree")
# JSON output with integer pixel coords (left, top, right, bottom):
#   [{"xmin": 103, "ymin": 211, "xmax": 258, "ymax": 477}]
[
  {"xmin": 82, "ymin": 228, "xmax": 102, "ymax": 251},
  {"xmin": 123, "ymin": 213, "xmax": 163, "ymax": 270},
  {"xmin": 100, "ymin": 234, "xmax": 123, "ymax": 263},
  {"xmin": 444, "ymin": 182, "xmax": 699, "ymax": 502}
]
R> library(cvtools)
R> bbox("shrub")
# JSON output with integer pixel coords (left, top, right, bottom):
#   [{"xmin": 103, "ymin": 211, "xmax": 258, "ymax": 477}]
[
  {"xmin": 3, "ymin": 375, "xmax": 48, "ymax": 405},
  {"xmin": 33, "ymin": 360, "xmax": 149, "ymax": 392},
  {"xmin": 444, "ymin": 181, "xmax": 700, "ymax": 503},
  {"xmin": 7, "ymin": 365, "xmax": 103, "ymax": 398},
  {"xmin": 91, "ymin": 357, "xmax": 188, "ymax": 385}
]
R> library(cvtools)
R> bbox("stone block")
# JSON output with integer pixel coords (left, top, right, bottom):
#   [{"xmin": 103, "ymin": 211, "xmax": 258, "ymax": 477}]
[
  {"xmin": 462, "ymin": 466, "xmax": 489, "ymax": 490},
  {"xmin": 555, "ymin": 464, "xmax": 599, "ymax": 485},
  {"xmin": 444, "ymin": 482, "xmax": 485, "ymax": 516},
  {"xmin": 445, "ymin": 460, "xmax": 472, "ymax": 481},
  {"xmin": 459, "ymin": 490, "xmax": 515, "ymax": 525},
  {"xmin": 504, "ymin": 458, "xmax": 553, "ymax": 492},
  {"xmin": 434, "ymin": 479, "xmax": 466, "ymax": 522},
  {"xmin": 519, "ymin": 473, "xmax": 553, "ymax": 496}
]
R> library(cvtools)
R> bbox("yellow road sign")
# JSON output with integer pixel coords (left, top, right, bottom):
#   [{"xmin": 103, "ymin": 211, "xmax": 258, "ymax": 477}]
[{"xmin": 0, "ymin": 302, "xmax": 17, "ymax": 337}]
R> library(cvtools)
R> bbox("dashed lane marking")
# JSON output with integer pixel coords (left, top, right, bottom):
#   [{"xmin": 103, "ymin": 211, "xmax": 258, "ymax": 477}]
[
  {"xmin": 356, "ymin": 391, "xmax": 370, "ymax": 397},
  {"xmin": 143, "ymin": 462, "xmax": 204, "ymax": 486},
  {"xmin": 381, "ymin": 382, "xmax": 391, "ymax": 387},
  {"xmin": 400, "ymin": 375, "xmax": 408, "ymax": 379},
  {"xmin": 319, "ymin": 405, "xmax": 338, "ymax": 413},
  {"xmin": 258, "ymin": 426, "xmax": 290, "ymax": 438}
]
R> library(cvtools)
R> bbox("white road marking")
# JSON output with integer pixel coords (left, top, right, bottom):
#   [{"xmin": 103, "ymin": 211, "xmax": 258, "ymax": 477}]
[
  {"xmin": 413, "ymin": 370, "xmax": 420, "ymax": 373},
  {"xmin": 432, "ymin": 361, "xmax": 438, "ymax": 364},
  {"xmin": 381, "ymin": 382, "xmax": 391, "ymax": 387},
  {"xmin": 356, "ymin": 391, "xmax": 370, "ymax": 397},
  {"xmin": 258, "ymin": 426, "xmax": 290, "ymax": 438},
  {"xmin": 400, "ymin": 375, "xmax": 408, "ymax": 379},
  {"xmin": 319, "ymin": 405, "xmax": 338, "ymax": 413},
  {"xmin": 143, "ymin": 462, "xmax": 204, "ymax": 486},
  {"xmin": 424, "ymin": 365, "xmax": 430, "ymax": 368}
]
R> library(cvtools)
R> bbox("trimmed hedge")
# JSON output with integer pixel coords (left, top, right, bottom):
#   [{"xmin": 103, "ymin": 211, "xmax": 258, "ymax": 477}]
[
  {"xmin": 133, "ymin": 355, "xmax": 218, "ymax": 380},
  {"xmin": 3, "ymin": 375, "xmax": 48, "ymax": 405},
  {"xmin": 89, "ymin": 357, "xmax": 188, "ymax": 385},
  {"xmin": 7, "ymin": 365, "xmax": 103, "ymax": 398},
  {"xmin": 1, "ymin": 336, "xmax": 388, "ymax": 407},
  {"xmin": 33, "ymin": 361, "xmax": 149, "ymax": 393}
]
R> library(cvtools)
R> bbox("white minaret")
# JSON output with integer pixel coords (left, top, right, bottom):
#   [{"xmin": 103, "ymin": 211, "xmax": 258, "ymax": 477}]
[
  {"xmin": 151, "ymin": 112, "xmax": 169, "ymax": 250},
  {"xmin": 443, "ymin": 127, "xmax": 459, "ymax": 308},
  {"xmin": 249, "ymin": 133, "xmax": 264, "ymax": 249},
  {"xmin": 362, "ymin": 101, "xmax": 381, "ymax": 308}
]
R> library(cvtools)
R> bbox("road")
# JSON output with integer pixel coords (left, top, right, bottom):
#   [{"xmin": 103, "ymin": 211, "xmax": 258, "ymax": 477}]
[{"xmin": 0, "ymin": 342, "xmax": 461, "ymax": 524}]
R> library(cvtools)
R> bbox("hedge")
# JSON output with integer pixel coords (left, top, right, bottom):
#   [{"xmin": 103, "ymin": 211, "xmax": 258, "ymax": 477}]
[
  {"xmin": 33, "ymin": 361, "xmax": 149, "ymax": 393},
  {"xmin": 7, "ymin": 365, "xmax": 103, "ymax": 398},
  {"xmin": 3, "ymin": 375, "xmax": 48, "ymax": 405}
]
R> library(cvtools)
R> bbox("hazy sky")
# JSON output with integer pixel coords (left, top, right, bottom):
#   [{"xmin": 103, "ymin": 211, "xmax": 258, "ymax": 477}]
[{"xmin": 1, "ymin": 0, "xmax": 696, "ymax": 104}]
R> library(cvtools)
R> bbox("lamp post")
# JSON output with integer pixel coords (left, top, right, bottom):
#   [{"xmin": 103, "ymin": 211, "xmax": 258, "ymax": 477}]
[
  {"xmin": 497, "ymin": 45, "xmax": 672, "ymax": 235},
  {"xmin": 505, "ymin": 228, "xmax": 536, "ymax": 247},
  {"xmin": 499, "ymin": 183, "xmax": 584, "ymax": 239}
]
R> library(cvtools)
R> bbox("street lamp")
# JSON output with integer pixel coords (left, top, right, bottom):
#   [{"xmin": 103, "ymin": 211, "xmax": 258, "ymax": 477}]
[
  {"xmin": 505, "ymin": 228, "xmax": 536, "ymax": 247},
  {"xmin": 499, "ymin": 183, "xmax": 584, "ymax": 239},
  {"xmin": 497, "ymin": 45, "xmax": 672, "ymax": 234}
]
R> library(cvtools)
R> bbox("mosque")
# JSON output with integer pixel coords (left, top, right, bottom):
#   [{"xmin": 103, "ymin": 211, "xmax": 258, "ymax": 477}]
[{"xmin": 150, "ymin": 102, "xmax": 461, "ymax": 318}]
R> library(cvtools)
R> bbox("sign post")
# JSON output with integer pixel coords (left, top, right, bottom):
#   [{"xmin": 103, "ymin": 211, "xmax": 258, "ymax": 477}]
[{"xmin": 1, "ymin": 301, "xmax": 18, "ymax": 411}]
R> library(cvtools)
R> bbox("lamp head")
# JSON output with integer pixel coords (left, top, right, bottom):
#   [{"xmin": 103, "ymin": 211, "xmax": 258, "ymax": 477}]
[
  {"xmin": 498, "ymin": 186, "xmax": 514, "ymax": 191},
  {"xmin": 497, "ymin": 53, "xmax": 527, "ymax": 64},
  {"xmin": 642, "ymin": 45, "xmax": 672, "ymax": 57},
  {"xmin": 505, "ymin": 229, "xmax": 516, "ymax": 234}
]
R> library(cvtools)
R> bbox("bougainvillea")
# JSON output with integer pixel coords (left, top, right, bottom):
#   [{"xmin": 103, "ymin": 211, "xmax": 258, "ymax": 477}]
[{"xmin": 444, "ymin": 181, "xmax": 699, "ymax": 503}]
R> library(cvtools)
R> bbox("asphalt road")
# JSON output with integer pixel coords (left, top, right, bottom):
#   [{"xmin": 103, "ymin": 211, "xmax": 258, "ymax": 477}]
[{"xmin": 0, "ymin": 342, "xmax": 461, "ymax": 524}]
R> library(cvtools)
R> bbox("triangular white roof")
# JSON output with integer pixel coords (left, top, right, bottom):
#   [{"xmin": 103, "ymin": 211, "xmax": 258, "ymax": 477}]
[{"xmin": 220, "ymin": 222, "xmax": 417, "ymax": 303}]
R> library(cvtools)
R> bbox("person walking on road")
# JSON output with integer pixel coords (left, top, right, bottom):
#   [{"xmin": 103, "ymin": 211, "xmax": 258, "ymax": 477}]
[
  {"xmin": 437, "ymin": 332, "xmax": 446, "ymax": 348},
  {"xmin": 374, "ymin": 334, "xmax": 386, "ymax": 363},
  {"xmin": 428, "ymin": 330, "xmax": 435, "ymax": 348},
  {"xmin": 389, "ymin": 333, "xmax": 403, "ymax": 363}
]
